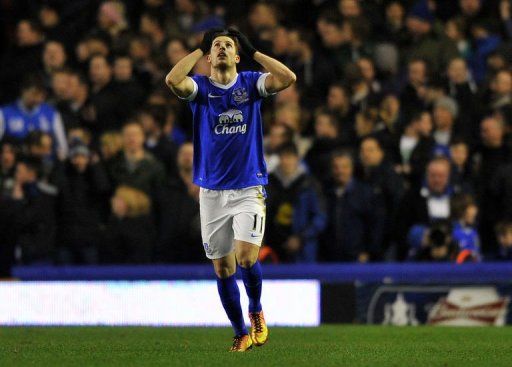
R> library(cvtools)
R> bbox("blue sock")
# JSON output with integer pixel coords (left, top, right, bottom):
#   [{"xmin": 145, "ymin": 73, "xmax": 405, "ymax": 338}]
[
  {"xmin": 216, "ymin": 274, "xmax": 248, "ymax": 336},
  {"xmin": 240, "ymin": 261, "xmax": 263, "ymax": 313}
]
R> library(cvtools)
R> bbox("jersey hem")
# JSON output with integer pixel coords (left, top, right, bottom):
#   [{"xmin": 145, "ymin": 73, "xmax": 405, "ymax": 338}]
[{"xmin": 195, "ymin": 180, "xmax": 268, "ymax": 190}]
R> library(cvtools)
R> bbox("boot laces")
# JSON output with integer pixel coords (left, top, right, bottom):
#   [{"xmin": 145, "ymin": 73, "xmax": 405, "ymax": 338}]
[{"xmin": 250, "ymin": 313, "xmax": 263, "ymax": 333}]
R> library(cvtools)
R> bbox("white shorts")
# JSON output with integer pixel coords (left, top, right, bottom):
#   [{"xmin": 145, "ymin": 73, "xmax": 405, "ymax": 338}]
[{"xmin": 199, "ymin": 185, "xmax": 266, "ymax": 259}]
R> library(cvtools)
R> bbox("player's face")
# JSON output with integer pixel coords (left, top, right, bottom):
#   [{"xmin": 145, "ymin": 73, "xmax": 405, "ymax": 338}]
[{"xmin": 208, "ymin": 36, "xmax": 239, "ymax": 69}]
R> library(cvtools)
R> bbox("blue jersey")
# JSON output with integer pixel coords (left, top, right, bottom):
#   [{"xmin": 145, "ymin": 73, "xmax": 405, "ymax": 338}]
[
  {"xmin": 0, "ymin": 100, "xmax": 68, "ymax": 158},
  {"xmin": 184, "ymin": 71, "xmax": 272, "ymax": 190}
]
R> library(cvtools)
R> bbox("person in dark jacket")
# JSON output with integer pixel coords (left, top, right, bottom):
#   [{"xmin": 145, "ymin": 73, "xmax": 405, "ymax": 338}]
[
  {"xmin": 266, "ymin": 143, "xmax": 326, "ymax": 263},
  {"xmin": 358, "ymin": 137, "xmax": 404, "ymax": 254},
  {"xmin": 84, "ymin": 54, "xmax": 124, "ymax": 136},
  {"xmin": 107, "ymin": 121, "xmax": 167, "ymax": 197},
  {"xmin": 395, "ymin": 157, "xmax": 454, "ymax": 260},
  {"xmin": 321, "ymin": 150, "xmax": 382, "ymax": 262},
  {"xmin": 474, "ymin": 116, "xmax": 512, "ymax": 253},
  {"xmin": 8, "ymin": 156, "xmax": 57, "ymax": 264},
  {"xmin": 56, "ymin": 143, "xmax": 110, "ymax": 264},
  {"xmin": 156, "ymin": 142, "xmax": 203, "ymax": 263},
  {"xmin": 101, "ymin": 185, "xmax": 156, "ymax": 263},
  {"xmin": 137, "ymin": 105, "xmax": 178, "ymax": 179},
  {"xmin": 305, "ymin": 109, "xmax": 346, "ymax": 185}
]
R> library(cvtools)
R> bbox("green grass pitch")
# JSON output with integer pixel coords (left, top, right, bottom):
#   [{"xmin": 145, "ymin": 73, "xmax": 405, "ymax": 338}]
[{"xmin": 1, "ymin": 326, "xmax": 511, "ymax": 366}]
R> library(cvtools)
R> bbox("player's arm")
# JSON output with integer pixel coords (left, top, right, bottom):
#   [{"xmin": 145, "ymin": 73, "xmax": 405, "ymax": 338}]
[
  {"xmin": 228, "ymin": 28, "xmax": 296, "ymax": 93},
  {"xmin": 253, "ymin": 52, "xmax": 296, "ymax": 94},
  {"xmin": 165, "ymin": 28, "xmax": 223, "ymax": 99},
  {"xmin": 165, "ymin": 49, "xmax": 203, "ymax": 99}
]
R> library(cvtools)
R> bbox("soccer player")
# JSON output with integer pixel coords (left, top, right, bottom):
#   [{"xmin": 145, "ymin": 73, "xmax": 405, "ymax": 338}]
[{"xmin": 165, "ymin": 28, "xmax": 296, "ymax": 351}]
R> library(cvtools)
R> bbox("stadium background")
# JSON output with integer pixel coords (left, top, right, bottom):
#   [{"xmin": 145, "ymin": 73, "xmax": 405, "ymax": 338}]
[{"xmin": 1, "ymin": 0, "xmax": 512, "ymax": 338}]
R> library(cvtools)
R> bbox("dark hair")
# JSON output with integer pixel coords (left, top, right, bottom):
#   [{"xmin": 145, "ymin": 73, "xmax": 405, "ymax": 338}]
[
  {"xmin": 451, "ymin": 194, "xmax": 475, "ymax": 220},
  {"xmin": 449, "ymin": 137, "xmax": 468, "ymax": 147},
  {"xmin": 331, "ymin": 149, "xmax": 354, "ymax": 164},
  {"xmin": 277, "ymin": 142, "xmax": 299, "ymax": 156},
  {"xmin": 428, "ymin": 220, "xmax": 452, "ymax": 248},
  {"xmin": 20, "ymin": 74, "xmax": 46, "ymax": 92},
  {"xmin": 17, "ymin": 155, "xmax": 43, "ymax": 178},
  {"xmin": 138, "ymin": 105, "xmax": 166, "ymax": 128},
  {"xmin": 207, "ymin": 29, "xmax": 241, "ymax": 55},
  {"xmin": 495, "ymin": 221, "xmax": 512, "ymax": 236},
  {"xmin": 141, "ymin": 9, "xmax": 166, "ymax": 29},
  {"xmin": 18, "ymin": 18, "xmax": 43, "ymax": 34}
]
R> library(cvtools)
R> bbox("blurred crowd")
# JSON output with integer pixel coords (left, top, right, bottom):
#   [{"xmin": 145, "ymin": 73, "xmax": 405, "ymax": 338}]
[{"xmin": 2, "ymin": 0, "xmax": 512, "ymax": 273}]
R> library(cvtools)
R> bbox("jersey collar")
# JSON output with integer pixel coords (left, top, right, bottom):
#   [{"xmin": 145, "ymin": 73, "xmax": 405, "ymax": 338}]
[{"xmin": 208, "ymin": 74, "xmax": 239, "ymax": 89}]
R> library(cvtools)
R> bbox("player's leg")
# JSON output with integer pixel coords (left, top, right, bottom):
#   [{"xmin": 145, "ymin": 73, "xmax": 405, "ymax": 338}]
[
  {"xmin": 232, "ymin": 186, "xmax": 268, "ymax": 346},
  {"xmin": 235, "ymin": 240, "xmax": 262, "ymax": 313},
  {"xmin": 200, "ymin": 188, "xmax": 252, "ymax": 352}
]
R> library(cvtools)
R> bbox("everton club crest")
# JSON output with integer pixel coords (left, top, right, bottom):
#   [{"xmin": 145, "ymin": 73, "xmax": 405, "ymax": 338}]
[{"xmin": 232, "ymin": 88, "xmax": 249, "ymax": 104}]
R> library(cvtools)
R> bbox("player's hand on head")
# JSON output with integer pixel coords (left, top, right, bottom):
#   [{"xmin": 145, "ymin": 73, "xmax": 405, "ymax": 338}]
[
  {"xmin": 227, "ymin": 28, "xmax": 257, "ymax": 58},
  {"xmin": 199, "ymin": 28, "xmax": 225, "ymax": 54}
]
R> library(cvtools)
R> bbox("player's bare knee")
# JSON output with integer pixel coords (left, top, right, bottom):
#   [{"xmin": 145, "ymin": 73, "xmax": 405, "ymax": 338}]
[
  {"xmin": 237, "ymin": 256, "xmax": 256, "ymax": 269},
  {"xmin": 213, "ymin": 260, "xmax": 236, "ymax": 278}
]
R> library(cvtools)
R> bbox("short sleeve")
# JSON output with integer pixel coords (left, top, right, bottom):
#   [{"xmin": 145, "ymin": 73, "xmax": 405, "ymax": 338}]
[
  {"xmin": 177, "ymin": 76, "xmax": 199, "ymax": 102},
  {"xmin": 256, "ymin": 72, "xmax": 276, "ymax": 98}
]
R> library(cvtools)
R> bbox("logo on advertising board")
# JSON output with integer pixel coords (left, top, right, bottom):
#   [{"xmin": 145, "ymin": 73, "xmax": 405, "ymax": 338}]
[
  {"xmin": 427, "ymin": 287, "xmax": 509, "ymax": 326},
  {"xmin": 382, "ymin": 293, "xmax": 419, "ymax": 326}
]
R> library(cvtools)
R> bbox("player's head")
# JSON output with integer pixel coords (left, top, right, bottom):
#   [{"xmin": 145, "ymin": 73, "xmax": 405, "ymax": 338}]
[{"xmin": 206, "ymin": 30, "xmax": 240, "ymax": 70}]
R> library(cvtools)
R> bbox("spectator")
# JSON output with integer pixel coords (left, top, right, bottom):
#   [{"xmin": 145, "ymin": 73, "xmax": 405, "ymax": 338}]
[
  {"xmin": 475, "ymin": 116, "xmax": 512, "ymax": 253},
  {"xmin": 398, "ymin": 111, "xmax": 435, "ymax": 187},
  {"xmin": 450, "ymin": 194, "xmax": 481, "ymax": 263},
  {"xmin": 404, "ymin": 0, "xmax": 458, "ymax": 76},
  {"xmin": 156, "ymin": 142, "xmax": 203, "ymax": 263},
  {"xmin": 100, "ymin": 131, "xmax": 123, "ymax": 162},
  {"xmin": 450, "ymin": 138, "xmax": 474, "ymax": 194},
  {"xmin": 106, "ymin": 121, "xmax": 166, "ymax": 197},
  {"xmin": 445, "ymin": 57, "xmax": 479, "ymax": 144},
  {"xmin": 113, "ymin": 54, "xmax": 147, "ymax": 117},
  {"xmin": 321, "ymin": 151, "xmax": 382, "ymax": 262},
  {"xmin": 266, "ymin": 143, "xmax": 326, "ymax": 263},
  {"xmin": 412, "ymin": 220, "xmax": 459, "ymax": 262},
  {"xmin": 488, "ymin": 70, "xmax": 512, "ymax": 113},
  {"xmin": 0, "ymin": 140, "xmax": 18, "ymax": 197},
  {"xmin": 56, "ymin": 143, "xmax": 110, "ymax": 264},
  {"xmin": 495, "ymin": 221, "xmax": 512, "ymax": 260},
  {"xmin": 358, "ymin": 137, "xmax": 404, "ymax": 253},
  {"xmin": 102, "ymin": 185, "xmax": 156, "ymax": 263},
  {"xmin": 42, "ymin": 40, "xmax": 67, "ymax": 80},
  {"xmin": 163, "ymin": 106, "xmax": 188, "ymax": 147},
  {"xmin": 7, "ymin": 156, "xmax": 57, "ymax": 264},
  {"xmin": 469, "ymin": 20, "xmax": 502, "ymax": 83},
  {"xmin": 375, "ymin": 94, "xmax": 402, "ymax": 161},
  {"xmin": 86, "ymin": 54, "xmax": 124, "ymax": 135},
  {"xmin": 0, "ymin": 19, "xmax": 44, "ymax": 103},
  {"xmin": 395, "ymin": 157, "xmax": 454, "ymax": 260},
  {"xmin": 137, "ymin": 105, "xmax": 178, "ymax": 177},
  {"xmin": 0, "ymin": 74, "xmax": 68, "ymax": 159},
  {"xmin": 432, "ymin": 96, "xmax": 459, "ymax": 156},
  {"xmin": 400, "ymin": 58, "xmax": 429, "ymax": 122},
  {"xmin": 58, "ymin": 71, "xmax": 89, "ymax": 130},
  {"xmin": 305, "ymin": 109, "xmax": 344, "ymax": 184},
  {"xmin": 264, "ymin": 124, "xmax": 294, "ymax": 173},
  {"xmin": 325, "ymin": 83, "xmax": 354, "ymax": 143}
]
